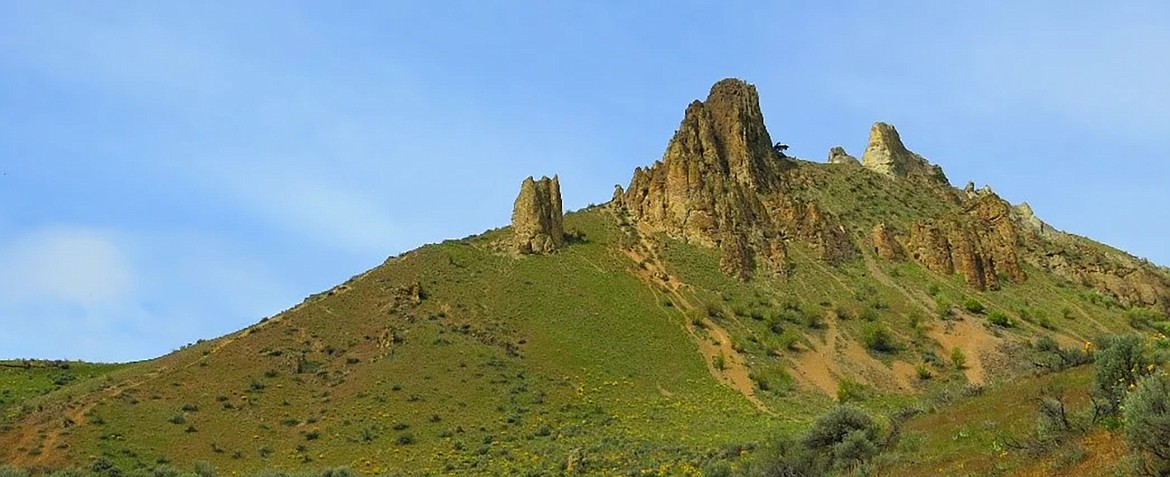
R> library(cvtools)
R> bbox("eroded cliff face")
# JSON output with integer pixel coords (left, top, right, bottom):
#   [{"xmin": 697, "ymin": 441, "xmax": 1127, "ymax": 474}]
[
  {"xmin": 512, "ymin": 175, "xmax": 564, "ymax": 254},
  {"xmin": 899, "ymin": 190, "xmax": 1025, "ymax": 291},
  {"xmin": 617, "ymin": 78, "xmax": 853, "ymax": 279}
]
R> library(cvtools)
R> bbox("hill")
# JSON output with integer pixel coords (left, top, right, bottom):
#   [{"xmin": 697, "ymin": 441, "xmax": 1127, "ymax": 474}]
[{"xmin": 2, "ymin": 79, "xmax": 1168, "ymax": 476}]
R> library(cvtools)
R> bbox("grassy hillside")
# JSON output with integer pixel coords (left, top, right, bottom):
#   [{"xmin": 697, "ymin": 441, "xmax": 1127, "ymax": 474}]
[{"xmin": 1, "ymin": 160, "xmax": 1164, "ymax": 476}]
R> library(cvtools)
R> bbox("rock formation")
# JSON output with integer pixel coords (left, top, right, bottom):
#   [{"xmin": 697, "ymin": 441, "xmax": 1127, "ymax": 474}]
[
  {"xmin": 616, "ymin": 78, "xmax": 855, "ymax": 279},
  {"xmin": 827, "ymin": 146, "xmax": 859, "ymax": 165},
  {"xmin": 901, "ymin": 191, "xmax": 1026, "ymax": 290},
  {"xmin": 617, "ymin": 79, "xmax": 788, "ymax": 279},
  {"xmin": 871, "ymin": 223, "xmax": 905, "ymax": 261},
  {"xmin": 512, "ymin": 175, "xmax": 564, "ymax": 254},
  {"xmin": 861, "ymin": 122, "xmax": 947, "ymax": 184}
]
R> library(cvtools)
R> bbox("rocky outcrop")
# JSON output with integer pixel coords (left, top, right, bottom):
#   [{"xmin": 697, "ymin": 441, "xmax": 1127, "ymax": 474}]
[
  {"xmin": 827, "ymin": 146, "xmax": 859, "ymax": 165},
  {"xmin": 618, "ymin": 79, "xmax": 789, "ymax": 279},
  {"xmin": 871, "ymin": 223, "xmax": 905, "ymax": 261},
  {"xmin": 617, "ymin": 78, "xmax": 868, "ymax": 279},
  {"xmin": 861, "ymin": 123, "xmax": 948, "ymax": 184},
  {"xmin": 771, "ymin": 196, "xmax": 854, "ymax": 263},
  {"xmin": 512, "ymin": 175, "xmax": 564, "ymax": 254},
  {"xmin": 617, "ymin": 78, "xmax": 855, "ymax": 279},
  {"xmin": 903, "ymin": 192, "xmax": 1026, "ymax": 290}
]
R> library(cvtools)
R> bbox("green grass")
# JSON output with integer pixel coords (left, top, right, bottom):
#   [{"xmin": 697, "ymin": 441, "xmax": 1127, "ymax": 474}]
[{"xmin": 0, "ymin": 360, "xmax": 127, "ymax": 422}]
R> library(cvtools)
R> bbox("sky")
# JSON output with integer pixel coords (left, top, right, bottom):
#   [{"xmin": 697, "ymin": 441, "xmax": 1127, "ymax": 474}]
[{"xmin": 1, "ymin": 1, "xmax": 1167, "ymax": 362}]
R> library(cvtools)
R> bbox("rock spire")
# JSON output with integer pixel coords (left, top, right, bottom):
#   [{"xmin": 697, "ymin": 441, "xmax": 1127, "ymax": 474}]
[
  {"xmin": 512, "ymin": 175, "xmax": 564, "ymax": 254},
  {"xmin": 860, "ymin": 122, "xmax": 947, "ymax": 183}
]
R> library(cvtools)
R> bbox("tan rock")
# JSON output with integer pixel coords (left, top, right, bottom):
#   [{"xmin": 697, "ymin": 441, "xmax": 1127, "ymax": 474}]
[
  {"xmin": 827, "ymin": 146, "xmax": 859, "ymax": 165},
  {"xmin": 904, "ymin": 192, "xmax": 1026, "ymax": 290},
  {"xmin": 860, "ymin": 122, "xmax": 948, "ymax": 184},
  {"xmin": 512, "ymin": 175, "xmax": 564, "ymax": 254},
  {"xmin": 872, "ymin": 223, "xmax": 905, "ymax": 261},
  {"xmin": 616, "ymin": 78, "xmax": 857, "ymax": 280}
]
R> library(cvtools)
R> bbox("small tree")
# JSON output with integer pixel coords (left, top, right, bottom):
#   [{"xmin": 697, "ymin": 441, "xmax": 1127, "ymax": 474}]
[
  {"xmin": 772, "ymin": 142, "xmax": 790, "ymax": 157},
  {"xmin": 1123, "ymin": 373, "xmax": 1170, "ymax": 476}
]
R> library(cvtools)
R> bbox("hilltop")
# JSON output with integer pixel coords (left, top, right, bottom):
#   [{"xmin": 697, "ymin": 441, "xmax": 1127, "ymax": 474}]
[{"xmin": 2, "ymin": 79, "xmax": 1168, "ymax": 476}]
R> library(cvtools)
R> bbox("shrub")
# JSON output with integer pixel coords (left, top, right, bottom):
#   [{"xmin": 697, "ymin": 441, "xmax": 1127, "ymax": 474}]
[
  {"xmin": 915, "ymin": 365, "xmax": 933, "ymax": 380},
  {"xmin": 1035, "ymin": 335, "xmax": 1060, "ymax": 353},
  {"xmin": 836, "ymin": 379, "xmax": 869, "ymax": 404},
  {"xmin": 777, "ymin": 330, "xmax": 802, "ymax": 351},
  {"xmin": 168, "ymin": 414, "xmax": 186, "ymax": 425},
  {"xmin": 1094, "ymin": 334, "xmax": 1155, "ymax": 417},
  {"xmin": 320, "ymin": 468, "xmax": 357, "ymax": 477},
  {"xmin": 192, "ymin": 461, "xmax": 217, "ymax": 477},
  {"xmin": 700, "ymin": 461, "xmax": 732, "ymax": 477},
  {"xmin": 713, "ymin": 354, "xmax": 726, "ymax": 371},
  {"xmin": 1123, "ymin": 373, "xmax": 1170, "ymax": 476},
  {"xmin": 396, "ymin": 432, "xmax": 415, "ymax": 445},
  {"xmin": 859, "ymin": 307, "xmax": 880, "ymax": 322},
  {"xmin": 0, "ymin": 466, "xmax": 29, "ymax": 477},
  {"xmin": 987, "ymin": 311, "xmax": 1013, "ymax": 327},
  {"xmin": 862, "ymin": 323, "xmax": 897, "ymax": 353},
  {"xmin": 749, "ymin": 436, "xmax": 824, "ymax": 477},
  {"xmin": 1128, "ymin": 308, "xmax": 1168, "ymax": 331},
  {"xmin": 962, "ymin": 299, "xmax": 986, "ymax": 314},
  {"xmin": 690, "ymin": 312, "xmax": 706, "ymax": 329},
  {"xmin": 935, "ymin": 297, "xmax": 953, "ymax": 320},
  {"xmin": 803, "ymin": 405, "xmax": 881, "ymax": 449},
  {"xmin": 950, "ymin": 347, "xmax": 967, "ymax": 369}
]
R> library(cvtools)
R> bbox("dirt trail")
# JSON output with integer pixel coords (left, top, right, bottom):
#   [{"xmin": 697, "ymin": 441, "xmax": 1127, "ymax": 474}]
[{"xmin": 620, "ymin": 225, "xmax": 774, "ymax": 415}]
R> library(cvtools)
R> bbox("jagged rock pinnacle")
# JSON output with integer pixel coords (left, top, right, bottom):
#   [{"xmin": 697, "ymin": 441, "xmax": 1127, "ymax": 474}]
[
  {"xmin": 616, "ymin": 78, "xmax": 790, "ymax": 278},
  {"xmin": 511, "ymin": 175, "xmax": 564, "ymax": 254},
  {"xmin": 617, "ymin": 78, "xmax": 854, "ymax": 280},
  {"xmin": 860, "ymin": 122, "xmax": 948, "ymax": 184}
]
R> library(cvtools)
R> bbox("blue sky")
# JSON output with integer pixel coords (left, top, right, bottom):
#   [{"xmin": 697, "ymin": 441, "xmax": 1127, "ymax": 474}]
[{"xmin": 1, "ymin": 2, "xmax": 1167, "ymax": 362}]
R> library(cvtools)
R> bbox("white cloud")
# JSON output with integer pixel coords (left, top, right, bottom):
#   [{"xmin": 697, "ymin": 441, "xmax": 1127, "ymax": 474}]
[
  {"xmin": 0, "ymin": 226, "xmax": 134, "ymax": 309},
  {"xmin": 203, "ymin": 161, "xmax": 402, "ymax": 256}
]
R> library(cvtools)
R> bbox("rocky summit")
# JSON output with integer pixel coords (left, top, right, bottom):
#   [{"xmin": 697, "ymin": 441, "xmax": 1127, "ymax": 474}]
[{"xmin": 511, "ymin": 175, "xmax": 564, "ymax": 254}]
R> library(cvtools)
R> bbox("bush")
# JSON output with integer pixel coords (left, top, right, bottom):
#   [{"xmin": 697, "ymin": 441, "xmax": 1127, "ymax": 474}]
[
  {"xmin": 803, "ymin": 405, "xmax": 881, "ymax": 450},
  {"xmin": 1094, "ymin": 334, "xmax": 1155, "ymax": 417},
  {"xmin": 836, "ymin": 379, "xmax": 869, "ymax": 404},
  {"xmin": 962, "ymin": 299, "xmax": 986, "ymax": 314},
  {"xmin": 750, "ymin": 436, "xmax": 824, "ymax": 477},
  {"xmin": 1128, "ymin": 308, "xmax": 1168, "ymax": 331},
  {"xmin": 862, "ymin": 323, "xmax": 897, "ymax": 353},
  {"xmin": 987, "ymin": 311, "xmax": 1013, "ymax": 327},
  {"xmin": 320, "ymin": 468, "xmax": 357, "ymax": 477},
  {"xmin": 0, "ymin": 466, "xmax": 30, "ymax": 477},
  {"xmin": 1123, "ymin": 373, "xmax": 1170, "ymax": 476},
  {"xmin": 192, "ymin": 462, "xmax": 217, "ymax": 477},
  {"xmin": 915, "ymin": 365, "xmax": 933, "ymax": 380},
  {"xmin": 950, "ymin": 347, "xmax": 967, "ymax": 369},
  {"xmin": 935, "ymin": 297, "xmax": 953, "ymax": 319}
]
